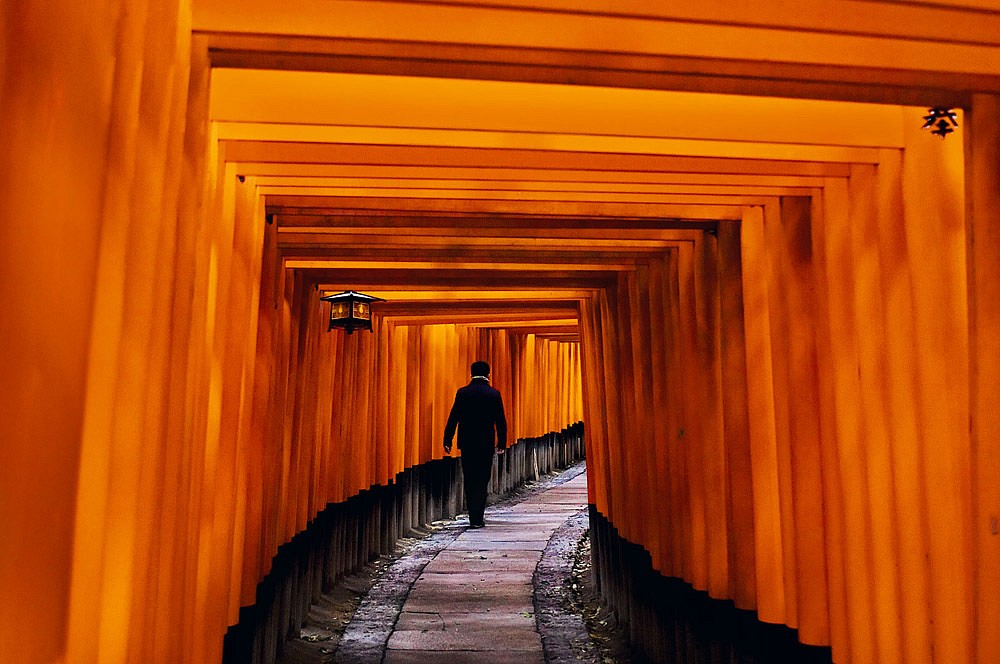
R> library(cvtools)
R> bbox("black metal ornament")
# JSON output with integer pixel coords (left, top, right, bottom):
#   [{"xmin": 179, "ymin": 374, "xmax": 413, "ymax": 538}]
[{"xmin": 922, "ymin": 107, "xmax": 959, "ymax": 138}]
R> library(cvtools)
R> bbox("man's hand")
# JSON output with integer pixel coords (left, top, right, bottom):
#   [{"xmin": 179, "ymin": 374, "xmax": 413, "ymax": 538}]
[
  {"xmin": 444, "ymin": 443, "xmax": 452, "ymax": 455},
  {"xmin": 497, "ymin": 447, "xmax": 505, "ymax": 456}
]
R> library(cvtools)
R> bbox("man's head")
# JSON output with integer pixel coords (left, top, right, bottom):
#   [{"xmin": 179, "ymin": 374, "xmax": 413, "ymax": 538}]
[{"xmin": 471, "ymin": 360, "xmax": 490, "ymax": 378}]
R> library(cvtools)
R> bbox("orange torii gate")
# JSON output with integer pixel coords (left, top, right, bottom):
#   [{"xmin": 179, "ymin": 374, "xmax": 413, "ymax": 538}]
[{"xmin": 4, "ymin": 2, "xmax": 1000, "ymax": 663}]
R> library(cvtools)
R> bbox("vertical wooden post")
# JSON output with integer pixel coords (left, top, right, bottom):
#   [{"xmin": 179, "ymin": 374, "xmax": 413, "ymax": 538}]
[
  {"xmin": 717, "ymin": 219, "xmax": 756, "ymax": 610},
  {"xmin": 969, "ymin": 93, "xmax": 1000, "ymax": 664}
]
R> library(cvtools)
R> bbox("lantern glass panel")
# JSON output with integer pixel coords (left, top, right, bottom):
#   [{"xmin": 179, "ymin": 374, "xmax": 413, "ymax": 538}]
[
  {"xmin": 353, "ymin": 301, "xmax": 371, "ymax": 320},
  {"xmin": 331, "ymin": 302, "xmax": 349, "ymax": 319}
]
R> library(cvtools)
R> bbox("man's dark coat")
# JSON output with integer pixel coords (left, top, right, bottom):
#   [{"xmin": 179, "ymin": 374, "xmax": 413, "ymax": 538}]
[{"xmin": 443, "ymin": 378, "xmax": 507, "ymax": 453}]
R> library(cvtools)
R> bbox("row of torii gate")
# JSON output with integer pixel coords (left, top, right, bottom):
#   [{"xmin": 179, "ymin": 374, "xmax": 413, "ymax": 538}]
[{"xmin": 3, "ymin": 2, "xmax": 1000, "ymax": 663}]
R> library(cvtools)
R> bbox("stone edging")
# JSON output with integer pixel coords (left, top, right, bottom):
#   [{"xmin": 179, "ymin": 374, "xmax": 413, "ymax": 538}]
[
  {"xmin": 333, "ymin": 525, "xmax": 464, "ymax": 663},
  {"xmin": 534, "ymin": 508, "xmax": 598, "ymax": 663}
]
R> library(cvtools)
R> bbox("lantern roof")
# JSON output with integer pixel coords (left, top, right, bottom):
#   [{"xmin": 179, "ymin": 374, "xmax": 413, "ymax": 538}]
[{"xmin": 319, "ymin": 290, "xmax": 385, "ymax": 304}]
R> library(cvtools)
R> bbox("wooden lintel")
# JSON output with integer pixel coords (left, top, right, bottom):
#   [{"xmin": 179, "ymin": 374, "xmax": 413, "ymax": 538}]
[
  {"xmin": 203, "ymin": 34, "xmax": 987, "ymax": 106},
  {"xmin": 223, "ymin": 141, "xmax": 852, "ymax": 178}
]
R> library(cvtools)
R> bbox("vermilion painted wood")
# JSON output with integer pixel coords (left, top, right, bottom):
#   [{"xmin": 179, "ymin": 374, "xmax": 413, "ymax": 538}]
[{"xmin": 4, "ymin": 3, "xmax": 998, "ymax": 662}]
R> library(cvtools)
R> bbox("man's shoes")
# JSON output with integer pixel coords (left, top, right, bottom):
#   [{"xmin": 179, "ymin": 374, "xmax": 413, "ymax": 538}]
[{"xmin": 470, "ymin": 522, "xmax": 485, "ymax": 529}]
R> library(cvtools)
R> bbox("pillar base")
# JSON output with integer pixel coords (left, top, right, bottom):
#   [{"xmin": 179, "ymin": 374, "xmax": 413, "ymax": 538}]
[{"xmin": 589, "ymin": 506, "xmax": 833, "ymax": 664}]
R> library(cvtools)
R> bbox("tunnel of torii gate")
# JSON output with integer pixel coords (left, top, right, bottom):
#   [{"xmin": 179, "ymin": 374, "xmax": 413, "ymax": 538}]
[{"xmin": 5, "ymin": 1, "xmax": 1000, "ymax": 663}]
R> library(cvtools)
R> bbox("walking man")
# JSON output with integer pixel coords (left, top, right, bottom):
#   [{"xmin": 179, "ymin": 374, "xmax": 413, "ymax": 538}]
[{"xmin": 444, "ymin": 360, "xmax": 508, "ymax": 528}]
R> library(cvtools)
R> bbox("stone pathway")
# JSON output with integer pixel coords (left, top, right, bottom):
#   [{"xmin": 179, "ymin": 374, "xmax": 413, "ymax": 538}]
[{"xmin": 335, "ymin": 465, "xmax": 590, "ymax": 663}]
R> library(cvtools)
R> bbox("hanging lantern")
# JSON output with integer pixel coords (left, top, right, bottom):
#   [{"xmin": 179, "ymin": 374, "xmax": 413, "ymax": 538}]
[
  {"xmin": 320, "ymin": 290, "xmax": 384, "ymax": 334},
  {"xmin": 922, "ymin": 107, "xmax": 959, "ymax": 138}
]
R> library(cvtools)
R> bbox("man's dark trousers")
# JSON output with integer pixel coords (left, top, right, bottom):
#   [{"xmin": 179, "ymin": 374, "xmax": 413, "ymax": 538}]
[{"xmin": 461, "ymin": 447, "xmax": 494, "ymax": 526}]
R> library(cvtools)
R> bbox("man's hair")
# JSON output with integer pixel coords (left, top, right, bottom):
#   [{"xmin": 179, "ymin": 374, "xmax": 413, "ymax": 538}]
[{"xmin": 471, "ymin": 360, "xmax": 490, "ymax": 377}]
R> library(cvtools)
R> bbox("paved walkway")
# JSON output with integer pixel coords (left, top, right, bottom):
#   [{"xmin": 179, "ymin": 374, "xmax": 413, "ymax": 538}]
[{"xmin": 336, "ymin": 466, "xmax": 590, "ymax": 663}]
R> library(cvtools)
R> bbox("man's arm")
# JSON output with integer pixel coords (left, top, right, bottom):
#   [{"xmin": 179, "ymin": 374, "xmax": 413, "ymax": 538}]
[
  {"xmin": 443, "ymin": 392, "xmax": 461, "ymax": 453},
  {"xmin": 494, "ymin": 392, "xmax": 508, "ymax": 453}
]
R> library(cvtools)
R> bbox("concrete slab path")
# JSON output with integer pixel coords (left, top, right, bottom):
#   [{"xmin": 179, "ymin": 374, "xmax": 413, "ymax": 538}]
[{"xmin": 383, "ymin": 470, "xmax": 589, "ymax": 663}]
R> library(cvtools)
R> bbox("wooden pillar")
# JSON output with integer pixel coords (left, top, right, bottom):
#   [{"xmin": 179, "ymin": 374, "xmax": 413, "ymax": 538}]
[
  {"xmin": 664, "ymin": 249, "xmax": 688, "ymax": 582},
  {"xmin": 579, "ymin": 297, "xmax": 608, "ymax": 512},
  {"xmin": 697, "ymin": 231, "xmax": 729, "ymax": 601},
  {"xmin": 717, "ymin": 219, "xmax": 756, "ymax": 611},
  {"xmin": 780, "ymin": 196, "xmax": 830, "ymax": 646},
  {"xmin": 968, "ymin": 93, "xmax": 1000, "ymax": 664},
  {"xmin": 809, "ymin": 187, "xmax": 850, "ymax": 662},
  {"xmin": 646, "ymin": 258, "xmax": 676, "ymax": 577},
  {"xmin": 678, "ymin": 241, "xmax": 707, "ymax": 589},
  {"xmin": 0, "ymin": 2, "xmax": 119, "ymax": 659},
  {"xmin": 739, "ymin": 205, "xmax": 786, "ymax": 625}
]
